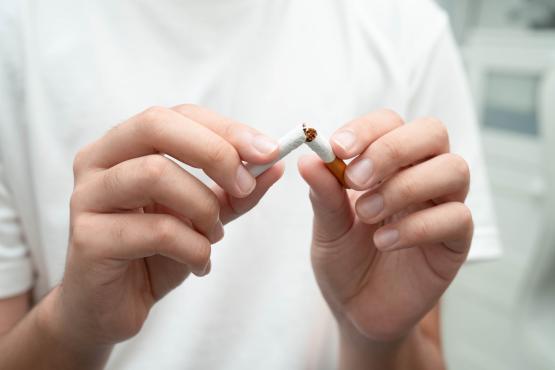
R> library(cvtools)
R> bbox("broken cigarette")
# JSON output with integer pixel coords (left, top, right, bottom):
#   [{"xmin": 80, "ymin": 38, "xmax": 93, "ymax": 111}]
[
  {"xmin": 246, "ymin": 125, "xmax": 306, "ymax": 177},
  {"xmin": 302, "ymin": 124, "xmax": 348, "ymax": 188},
  {"xmin": 246, "ymin": 124, "xmax": 347, "ymax": 187}
]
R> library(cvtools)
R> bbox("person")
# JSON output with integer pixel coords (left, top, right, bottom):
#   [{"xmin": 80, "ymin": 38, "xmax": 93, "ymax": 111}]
[{"xmin": 0, "ymin": 0, "xmax": 501, "ymax": 369}]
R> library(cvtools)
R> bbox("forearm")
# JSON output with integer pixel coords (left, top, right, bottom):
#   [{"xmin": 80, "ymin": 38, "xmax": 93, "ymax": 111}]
[{"xmin": 0, "ymin": 287, "xmax": 112, "ymax": 370}]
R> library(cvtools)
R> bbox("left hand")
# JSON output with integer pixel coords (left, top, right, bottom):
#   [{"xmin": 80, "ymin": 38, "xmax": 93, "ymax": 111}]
[{"xmin": 298, "ymin": 109, "xmax": 473, "ymax": 345}]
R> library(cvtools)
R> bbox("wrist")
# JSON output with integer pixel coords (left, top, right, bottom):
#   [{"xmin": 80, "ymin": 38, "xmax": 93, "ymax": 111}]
[
  {"xmin": 35, "ymin": 286, "xmax": 112, "ymax": 366},
  {"xmin": 338, "ymin": 320, "xmax": 412, "ymax": 370},
  {"xmin": 338, "ymin": 320, "xmax": 444, "ymax": 370}
]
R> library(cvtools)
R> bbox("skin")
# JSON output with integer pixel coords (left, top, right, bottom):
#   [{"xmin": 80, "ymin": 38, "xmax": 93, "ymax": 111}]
[
  {"xmin": 0, "ymin": 105, "xmax": 284, "ymax": 369},
  {"xmin": 0, "ymin": 108, "xmax": 471, "ymax": 370},
  {"xmin": 298, "ymin": 109, "xmax": 473, "ymax": 370},
  {"xmin": 0, "ymin": 294, "xmax": 28, "ymax": 336}
]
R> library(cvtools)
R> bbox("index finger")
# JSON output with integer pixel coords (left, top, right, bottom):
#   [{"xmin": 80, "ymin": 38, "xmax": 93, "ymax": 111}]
[
  {"xmin": 173, "ymin": 104, "xmax": 279, "ymax": 164},
  {"xmin": 78, "ymin": 106, "xmax": 258, "ymax": 198},
  {"xmin": 330, "ymin": 109, "xmax": 405, "ymax": 159}
]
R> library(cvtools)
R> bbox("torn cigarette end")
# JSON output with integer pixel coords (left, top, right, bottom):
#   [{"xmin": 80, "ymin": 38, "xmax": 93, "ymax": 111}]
[
  {"xmin": 302, "ymin": 123, "xmax": 348, "ymax": 188},
  {"xmin": 325, "ymin": 158, "xmax": 348, "ymax": 188},
  {"xmin": 247, "ymin": 123, "xmax": 349, "ymax": 188},
  {"xmin": 302, "ymin": 125, "xmax": 317, "ymax": 142}
]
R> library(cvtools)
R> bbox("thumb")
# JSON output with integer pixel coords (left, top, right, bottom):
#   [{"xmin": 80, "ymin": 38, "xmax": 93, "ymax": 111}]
[{"xmin": 298, "ymin": 154, "xmax": 354, "ymax": 243}]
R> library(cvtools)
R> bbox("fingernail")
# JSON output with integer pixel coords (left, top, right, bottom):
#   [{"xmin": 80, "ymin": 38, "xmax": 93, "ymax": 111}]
[
  {"xmin": 357, "ymin": 194, "xmax": 384, "ymax": 220},
  {"xmin": 236, "ymin": 165, "xmax": 256, "ymax": 195},
  {"xmin": 346, "ymin": 158, "xmax": 373, "ymax": 188},
  {"xmin": 252, "ymin": 134, "xmax": 278, "ymax": 155},
  {"xmin": 333, "ymin": 130, "xmax": 357, "ymax": 153},
  {"xmin": 374, "ymin": 228, "xmax": 400, "ymax": 250},
  {"xmin": 210, "ymin": 221, "xmax": 224, "ymax": 243}
]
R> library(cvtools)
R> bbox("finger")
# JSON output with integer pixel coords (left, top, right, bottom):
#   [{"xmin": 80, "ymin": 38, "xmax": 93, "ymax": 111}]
[
  {"xmin": 71, "ymin": 213, "xmax": 212, "ymax": 276},
  {"xmin": 146, "ymin": 203, "xmax": 224, "ymax": 244},
  {"xmin": 355, "ymin": 153, "xmax": 470, "ymax": 224},
  {"xmin": 144, "ymin": 255, "xmax": 191, "ymax": 300},
  {"xmin": 373, "ymin": 202, "xmax": 473, "ymax": 254},
  {"xmin": 172, "ymin": 104, "xmax": 279, "ymax": 164},
  {"xmin": 214, "ymin": 162, "xmax": 285, "ymax": 224},
  {"xmin": 298, "ymin": 154, "xmax": 354, "ymax": 243},
  {"xmin": 73, "ymin": 154, "xmax": 221, "ymax": 238},
  {"xmin": 345, "ymin": 117, "xmax": 450, "ymax": 190},
  {"xmin": 77, "ymin": 106, "xmax": 257, "ymax": 198},
  {"xmin": 330, "ymin": 109, "xmax": 404, "ymax": 159}
]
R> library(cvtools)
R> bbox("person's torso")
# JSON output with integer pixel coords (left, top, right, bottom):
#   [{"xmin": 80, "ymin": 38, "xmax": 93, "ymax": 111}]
[{"xmin": 1, "ymin": 0, "xmax": 442, "ymax": 368}]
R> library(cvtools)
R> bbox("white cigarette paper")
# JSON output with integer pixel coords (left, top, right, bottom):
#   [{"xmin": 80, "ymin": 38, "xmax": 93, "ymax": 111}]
[
  {"xmin": 247, "ymin": 125, "xmax": 306, "ymax": 177},
  {"xmin": 304, "ymin": 132, "xmax": 336, "ymax": 163},
  {"xmin": 303, "ymin": 125, "xmax": 347, "ymax": 187},
  {"xmin": 246, "ymin": 124, "xmax": 344, "ymax": 186}
]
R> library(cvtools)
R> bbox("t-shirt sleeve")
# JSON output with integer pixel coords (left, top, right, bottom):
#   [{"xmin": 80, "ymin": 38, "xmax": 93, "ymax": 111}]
[
  {"xmin": 0, "ymin": 163, "xmax": 34, "ymax": 298},
  {"xmin": 0, "ymin": 2, "xmax": 34, "ymax": 297},
  {"xmin": 403, "ymin": 14, "xmax": 502, "ymax": 262}
]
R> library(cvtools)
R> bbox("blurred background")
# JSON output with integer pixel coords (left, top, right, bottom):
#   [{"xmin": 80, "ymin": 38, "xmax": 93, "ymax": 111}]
[{"xmin": 436, "ymin": 0, "xmax": 555, "ymax": 369}]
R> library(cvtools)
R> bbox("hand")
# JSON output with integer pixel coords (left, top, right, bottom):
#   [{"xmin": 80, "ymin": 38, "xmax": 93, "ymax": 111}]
[
  {"xmin": 45, "ymin": 105, "xmax": 284, "ymax": 352},
  {"xmin": 298, "ymin": 110, "xmax": 472, "ymax": 347}
]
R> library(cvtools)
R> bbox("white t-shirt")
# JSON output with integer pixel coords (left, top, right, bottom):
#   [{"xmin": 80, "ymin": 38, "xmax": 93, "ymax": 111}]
[{"xmin": 0, "ymin": 0, "xmax": 501, "ymax": 369}]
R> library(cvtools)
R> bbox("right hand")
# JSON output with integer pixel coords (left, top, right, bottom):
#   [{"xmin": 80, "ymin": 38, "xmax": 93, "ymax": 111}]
[{"xmin": 44, "ymin": 105, "xmax": 283, "ymax": 351}]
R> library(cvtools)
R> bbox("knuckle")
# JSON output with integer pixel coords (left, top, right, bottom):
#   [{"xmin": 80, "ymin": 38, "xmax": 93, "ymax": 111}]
[
  {"xmin": 222, "ymin": 120, "xmax": 240, "ymax": 141},
  {"xmin": 449, "ymin": 154, "xmax": 470, "ymax": 183},
  {"xmin": 174, "ymin": 103, "xmax": 199, "ymax": 114},
  {"xmin": 102, "ymin": 166, "xmax": 124, "ymax": 195},
  {"xmin": 355, "ymin": 115, "xmax": 376, "ymax": 136},
  {"xmin": 153, "ymin": 216, "xmax": 178, "ymax": 246},
  {"xmin": 70, "ymin": 186, "xmax": 86, "ymax": 211},
  {"xmin": 422, "ymin": 116, "xmax": 443, "ymax": 129},
  {"xmin": 397, "ymin": 173, "xmax": 419, "ymax": 200},
  {"xmin": 206, "ymin": 138, "xmax": 233, "ymax": 164},
  {"xmin": 142, "ymin": 106, "xmax": 169, "ymax": 123},
  {"xmin": 456, "ymin": 203, "xmax": 474, "ymax": 231},
  {"xmin": 70, "ymin": 215, "xmax": 93, "ymax": 252},
  {"xmin": 137, "ymin": 106, "xmax": 170, "ymax": 136},
  {"xmin": 110, "ymin": 218, "xmax": 130, "ymax": 246},
  {"xmin": 379, "ymin": 108, "xmax": 404, "ymax": 126},
  {"xmin": 375, "ymin": 137, "xmax": 402, "ymax": 163},
  {"xmin": 199, "ymin": 192, "xmax": 221, "ymax": 227},
  {"xmin": 412, "ymin": 217, "xmax": 432, "ymax": 241},
  {"xmin": 139, "ymin": 155, "xmax": 170, "ymax": 186},
  {"xmin": 423, "ymin": 117, "xmax": 449, "ymax": 147},
  {"xmin": 190, "ymin": 238, "xmax": 211, "ymax": 268},
  {"xmin": 72, "ymin": 144, "xmax": 93, "ymax": 176}
]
